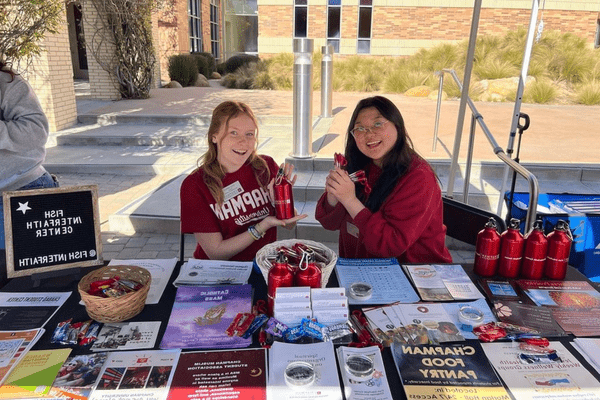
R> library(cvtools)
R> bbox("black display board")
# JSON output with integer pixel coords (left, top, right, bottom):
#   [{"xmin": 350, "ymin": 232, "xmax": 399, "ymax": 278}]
[{"xmin": 2, "ymin": 185, "xmax": 103, "ymax": 278}]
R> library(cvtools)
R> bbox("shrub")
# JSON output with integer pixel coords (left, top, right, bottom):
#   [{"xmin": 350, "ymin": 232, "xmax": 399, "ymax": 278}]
[
  {"xmin": 168, "ymin": 54, "xmax": 197, "ymax": 87},
  {"xmin": 262, "ymin": 53, "xmax": 293, "ymax": 90},
  {"xmin": 384, "ymin": 67, "xmax": 430, "ymax": 93},
  {"xmin": 199, "ymin": 52, "xmax": 216, "ymax": 76},
  {"xmin": 225, "ymin": 54, "xmax": 260, "ymax": 74},
  {"xmin": 474, "ymin": 58, "xmax": 519, "ymax": 80},
  {"xmin": 192, "ymin": 53, "xmax": 210, "ymax": 79},
  {"xmin": 574, "ymin": 81, "xmax": 600, "ymax": 105},
  {"xmin": 523, "ymin": 79, "xmax": 558, "ymax": 104},
  {"xmin": 216, "ymin": 62, "xmax": 226, "ymax": 76},
  {"xmin": 221, "ymin": 62, "xmax": 258, "ymax": 89}
]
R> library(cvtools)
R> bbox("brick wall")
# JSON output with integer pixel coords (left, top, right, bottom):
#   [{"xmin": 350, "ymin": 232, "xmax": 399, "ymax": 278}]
[
  {"xmin": 24, "ymin": 7, "xmax": 77, "ymax": 132},
  {"xmin": 259, "ymin": 2, "xmax": 600, "ymax": 56},
  {"xmin": 82, "ymin": 1, "xmax": 121, "ymax": 100},
  {"xmin": 157, "ymin": 0, "xmax": 190, "ymax": 83}
]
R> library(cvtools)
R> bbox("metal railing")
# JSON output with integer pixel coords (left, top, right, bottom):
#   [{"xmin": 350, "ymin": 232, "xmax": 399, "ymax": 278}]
[{"xmin": 433, "ymin": 69, "xmax": 539, "ymax": 233}]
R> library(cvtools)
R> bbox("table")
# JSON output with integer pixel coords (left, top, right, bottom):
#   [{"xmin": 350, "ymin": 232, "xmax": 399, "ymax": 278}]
[{"xmin": 1, "ymin": 263, "xmax": 600, "ymax": 400}]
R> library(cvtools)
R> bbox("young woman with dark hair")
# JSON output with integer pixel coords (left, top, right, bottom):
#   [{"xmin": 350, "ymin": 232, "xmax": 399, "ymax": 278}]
[
  {"xmin": 0, "ymin": 60, "xmax": 59, "ymax": 250},
  {"xmin": 315, "ymin": 96, "xmax": 451, "ymax": 263},
  {"xmin": 180, "ymin": 100, "xmax": 306, "ymax": 261}
]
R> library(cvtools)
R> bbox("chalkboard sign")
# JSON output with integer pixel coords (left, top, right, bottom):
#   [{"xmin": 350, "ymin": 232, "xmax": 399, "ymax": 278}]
[{"xmin": 2, "ymin": 185, "xmax": 103, "ymax": 278}]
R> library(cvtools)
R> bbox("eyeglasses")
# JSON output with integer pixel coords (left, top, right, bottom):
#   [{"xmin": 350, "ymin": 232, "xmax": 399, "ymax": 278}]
[{"xmin": 350, "ymin": 120, "xmax": 389, "ymax": 137}]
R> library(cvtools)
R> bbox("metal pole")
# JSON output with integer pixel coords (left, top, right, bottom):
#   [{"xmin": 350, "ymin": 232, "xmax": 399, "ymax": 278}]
[
  {"xmin": 446, "ymin": 0, "xmax": 482, "ymax": 199},
  {"xmin": 463, "ymin": 113, "xmax": 478, "ymax": 204},
  {"xmin": 497, "ymin": 0, "xmax": 541, "ymax": 217},
  {"xmin": 291, "ymin": 38, "xmax": 314, "ymax": 159},
  {"xmin": 432, "ymin": 71, "xmax": 444, "ymax": 152},
  {"xmin": 321, "ymin": 45, "xmax": 333, "ymax": 118}
]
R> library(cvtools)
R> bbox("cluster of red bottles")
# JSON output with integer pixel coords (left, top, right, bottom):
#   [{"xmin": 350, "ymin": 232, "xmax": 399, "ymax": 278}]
[
  {"xmin": 474, "ymin": 218, "xmax": 572, "ymax": 280},
  {"xmin": 267, "ymin": 250, "xmax": 322, "ymax": 315}
]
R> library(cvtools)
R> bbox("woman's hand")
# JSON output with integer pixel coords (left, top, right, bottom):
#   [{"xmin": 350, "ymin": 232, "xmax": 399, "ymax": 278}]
[
  {"xmin": 257, "ymin": 212, "xmax": 308, "ymax": 233},
  {"xmin": 268, "ymin": 162, "xmax": 298, "ymax": 204},
  {"xmin": 325, "ymin": 167, "xmax": 366, "ymax": 219},
  {"xmin": 326, "ymin": 167, "xmax": 357, "ymax": 205}
]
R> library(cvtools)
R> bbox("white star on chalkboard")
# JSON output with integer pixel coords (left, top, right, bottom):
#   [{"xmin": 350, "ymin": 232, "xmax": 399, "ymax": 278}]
[{"xmin": 16, "ymin": 202, "xmax": 32, "ymax": 214}]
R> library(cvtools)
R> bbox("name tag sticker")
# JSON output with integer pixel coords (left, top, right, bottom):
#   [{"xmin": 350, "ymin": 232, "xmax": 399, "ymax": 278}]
[
  {"xmin": 346, "ymin": 221, "xmax": 359, "ymax": 238},
  {"xmin": 223, "ymin": 181, "xmax": 244, "ymax": 202}
]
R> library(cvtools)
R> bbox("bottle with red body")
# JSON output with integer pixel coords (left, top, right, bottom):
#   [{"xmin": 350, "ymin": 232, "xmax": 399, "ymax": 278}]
[
  {"xmin": 295, "ymin": 250, "xmax": 322, "ymax": 288},
  {"xmin": 545, "ymin": 219, "xmax": 573, "ymax": 280},
  {"xmin": 273, "ymin": 167, "xmax": 295, "ymax": 219},
  {"xmin": 473, "ymin": 218, "xmax": 501, "ymax": 277},
  {"xmin": 521, "ymin": 219, "xmax": 548, "ymax": 279},
  {"xmin": 498, "ymin": 218, "xmax": 524, "ymax": 278},
  {"xmin": 267, "ymin": 251, "xmax": 294, "ymax": 315}
]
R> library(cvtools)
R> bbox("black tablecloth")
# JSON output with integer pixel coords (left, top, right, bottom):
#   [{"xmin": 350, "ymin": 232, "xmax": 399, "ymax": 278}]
[{"xmin": 2, "ymin": 263, "xmax": 600, "ymax": 400}]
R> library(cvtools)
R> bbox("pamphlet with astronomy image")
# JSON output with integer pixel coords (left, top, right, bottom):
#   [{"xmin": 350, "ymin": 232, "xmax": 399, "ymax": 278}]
[{"xmin": 160, "ymin": 285, "xmax": 252, "ymax": 349}]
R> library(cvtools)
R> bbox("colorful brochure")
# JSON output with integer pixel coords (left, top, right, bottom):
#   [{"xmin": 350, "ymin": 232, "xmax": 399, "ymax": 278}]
[{"xmin": 160, "ymin": 285, "xmax": 252, "ymax": 349}]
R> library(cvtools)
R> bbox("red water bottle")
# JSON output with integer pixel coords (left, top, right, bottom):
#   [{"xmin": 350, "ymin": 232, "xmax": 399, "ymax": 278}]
[
  {"xmin": 273, "ymin": 167, "xmax": 295, "ymax": 219},
  {"xmin": 473, "ymin": 218, "xmax": 501, "ymax": 277},
  {"xmin": 545, "ymin": 219, "xmax": 572, "ymax": 280},
  {"xmin": 498, "ymin": 218, "xmax": 524, "ymax": 278},
  {"xmin": 521, "ymin": 219, "xmax": 548, "ymax": 279},
  {"xmin": 295, "ymin": 250, "xmax": 322, "ymax": 288},
  {"xmin": 267, "ymin": 251, "xmax": 294, "ymax": 315}
]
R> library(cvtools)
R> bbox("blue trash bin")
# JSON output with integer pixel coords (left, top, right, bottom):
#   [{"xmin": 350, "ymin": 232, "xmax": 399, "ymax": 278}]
[{"xmin": 504, "ymin": 192, "xmax": 600, "ymax": 281}]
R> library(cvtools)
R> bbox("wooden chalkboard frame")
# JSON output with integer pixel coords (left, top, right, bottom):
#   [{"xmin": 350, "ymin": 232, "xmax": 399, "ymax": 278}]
[{"xmin": 3, "ymin": 185, "xmax": 103, "ymax": 278}]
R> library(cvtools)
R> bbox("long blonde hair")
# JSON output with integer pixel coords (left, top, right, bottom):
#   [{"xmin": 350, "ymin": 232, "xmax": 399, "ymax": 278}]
[{"xmin": 200, "ymin": 100, "xmax": 270, "ymax": 205}]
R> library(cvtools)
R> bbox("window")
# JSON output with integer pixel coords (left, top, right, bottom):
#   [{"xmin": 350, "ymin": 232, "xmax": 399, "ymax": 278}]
[
  {"xmin": 357, "ymin": 0, "xmax": 371, "ymax": 54},
  {"xmin": 327, "ymin": 0, "xmax": 341, "ymax": 53},
  {"xmin": 595, "ymin": 17, "xmax": 600, "ymax": 48},
  {"xmin": 210, "ymin": 0, "xmax": 219, "ymax": 58},
  {"xmin": 294, "ymin": 0, "xmax": 308, "ymax": 38},
  {"xmin": 189, "ymin": 0, "xmax": 202, "ymax": 53}
]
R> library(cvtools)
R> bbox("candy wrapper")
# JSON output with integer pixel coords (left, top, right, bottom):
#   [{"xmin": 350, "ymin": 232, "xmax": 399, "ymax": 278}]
[
  {"xmin": 348, "ymin": 170, "xmax": 372, "ymax": 194},
  {"xmin": 79, "ymin": 321, "xmax": 102, "ymax": 346},
  {"xmin": 334, "ymin": 153, "xmax": 348, "ymax": 169}
]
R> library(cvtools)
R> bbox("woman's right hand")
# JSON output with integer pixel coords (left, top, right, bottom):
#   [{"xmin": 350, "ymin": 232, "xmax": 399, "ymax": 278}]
[{"xmin": 257, "ymin": 213, "xmax": 307, "ymax": 233}]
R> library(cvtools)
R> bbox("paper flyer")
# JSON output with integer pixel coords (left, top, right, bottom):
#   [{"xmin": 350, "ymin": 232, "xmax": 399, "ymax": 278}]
[
  {"xmin": 89, "ymin": 349, "xmax": 181, "ymax": 400},
  {"xmin": 392, "ymin": 342, "xmax": 511, "ymax": 400},
  {"xmin": 160, "ymin": 285, "xmax": 252, "ymax": 349},
  {"xmin": 481, "ymin": 341, "xmax": 600, "ymax": 400},
  {"xmin": 335, "ymin": 258, "xmax": 420, "ymax": 305},
  {"xmin": 336, "ymin": 346, "xmax": 392, "ymax": 400},
  {"xmin": 168, "ymin": 348, "xmax": 267, "ymax": 399},
  {"xmin": 268, "ymin": 341, "xmax": 343, "ymax": 400}
]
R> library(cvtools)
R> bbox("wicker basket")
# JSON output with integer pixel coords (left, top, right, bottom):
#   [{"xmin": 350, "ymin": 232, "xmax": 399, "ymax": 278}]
[
  {"xmin": 78, "ymin": 265, "xmax": 151, "ymax": 323},
  {"xmin": 255, "ymin": 239, "xmax": 338, "ymax": 288}
]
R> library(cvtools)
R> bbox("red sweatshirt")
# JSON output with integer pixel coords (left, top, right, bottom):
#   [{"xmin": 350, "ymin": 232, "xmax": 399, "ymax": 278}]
[{"xmin": 315, "ymin": 155, "xmax": 452, "ymax": 264}]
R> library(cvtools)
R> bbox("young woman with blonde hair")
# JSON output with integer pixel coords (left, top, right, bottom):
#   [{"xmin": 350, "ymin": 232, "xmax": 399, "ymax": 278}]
[{"xmin": 180, "ymin": 100, "xmax": 306, "ymax": 261}]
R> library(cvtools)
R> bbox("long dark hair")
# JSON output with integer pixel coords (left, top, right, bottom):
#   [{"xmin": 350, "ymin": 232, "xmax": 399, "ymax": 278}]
[{"xmin": 344, "ymin": 96, "xmax": 416, "ymax": 212}]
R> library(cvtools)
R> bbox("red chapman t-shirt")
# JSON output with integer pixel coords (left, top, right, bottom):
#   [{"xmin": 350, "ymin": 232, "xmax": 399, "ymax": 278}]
[
  {"xmin": 180, "ymin": 155, "xmax": 279, "ymax": 261},
  {"xmin": 315, "ymin": 154, "xmax": 452, "ymax": 264}
]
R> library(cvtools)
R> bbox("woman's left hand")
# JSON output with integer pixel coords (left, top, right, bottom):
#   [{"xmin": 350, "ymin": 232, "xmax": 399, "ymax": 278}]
[
  {"xmin": 326, "ymin": 167, "xmax": 357, "ymax": 204},
  {"xmin": 268, "ymin": 162, "xmax": 298, "ymax": 203}
]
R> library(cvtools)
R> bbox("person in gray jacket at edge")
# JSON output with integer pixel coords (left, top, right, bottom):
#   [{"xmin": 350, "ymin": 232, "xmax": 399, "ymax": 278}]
[{"xmin": 0, "ymin": 60, "xmax": 59, "ymax": 250}]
